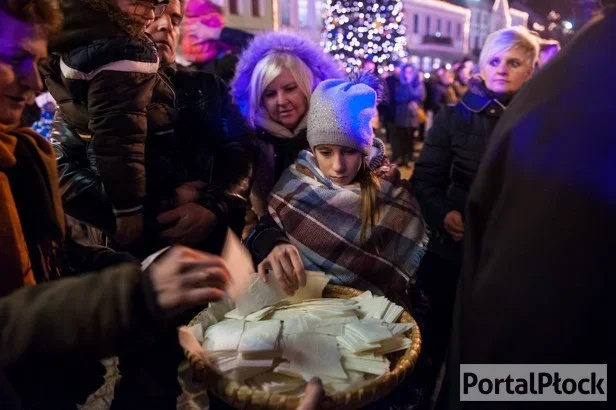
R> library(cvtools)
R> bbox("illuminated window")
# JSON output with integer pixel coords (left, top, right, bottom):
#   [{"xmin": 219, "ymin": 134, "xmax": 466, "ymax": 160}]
[
  {"xmin": 315, "ymin": 0, "xmax": 324, "ymax": 30},
  {"xmin": 298, "ymin": 0, "xmax": 308, "ymax": 27},
  {"xmin": 281, "ymin": 0, "xmax": 290, "ymax": 26},
  {"xmin": 422, "ymin": 56, "xmax": 431, "ymax": 73}
]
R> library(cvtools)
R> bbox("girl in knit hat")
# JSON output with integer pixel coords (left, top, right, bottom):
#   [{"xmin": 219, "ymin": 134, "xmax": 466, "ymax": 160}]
[{"xmin": 247, "ymin": 71, "xmax": 428, "ymax": 311}]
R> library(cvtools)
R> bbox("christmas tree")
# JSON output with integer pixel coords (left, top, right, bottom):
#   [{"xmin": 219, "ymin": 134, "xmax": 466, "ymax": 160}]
[{"xmin": 321, "ymin": 0, "xmax": 407, "ymax": 73}]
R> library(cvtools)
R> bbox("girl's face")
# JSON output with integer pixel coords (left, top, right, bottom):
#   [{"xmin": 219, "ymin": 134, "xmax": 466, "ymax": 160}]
[
  {"xmin": 313, "ymin": 144, "xmax": 363, "ymax": 186},
  {"xmin": 262, "ymin": 69, "xmax": 308, "ymax": 130}
]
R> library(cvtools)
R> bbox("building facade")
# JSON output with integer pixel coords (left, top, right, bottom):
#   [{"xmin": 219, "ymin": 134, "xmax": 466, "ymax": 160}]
[
  {"xmin": 219, "ymin": 0, "xmax": 529, "ymax": 69},
  {"xmin": 403, "ymin": 0, "xmax": 471, "ymax": 72},
  {"xmin": 465, "ymin": 0, "xmax": 528, "ymax": 57},
  {"xmin": 275, "ymin": 0, "xmax": 326, "ymax": 43},
  {"xmin": 221, "ymin": 0, "xmax": 275, "ymax": 33}
]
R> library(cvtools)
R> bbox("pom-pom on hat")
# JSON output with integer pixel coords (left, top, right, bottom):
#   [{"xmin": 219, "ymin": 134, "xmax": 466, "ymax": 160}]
[{"xmin": 307, "ymin": 70, "xmax": 382, "ymax": 156}]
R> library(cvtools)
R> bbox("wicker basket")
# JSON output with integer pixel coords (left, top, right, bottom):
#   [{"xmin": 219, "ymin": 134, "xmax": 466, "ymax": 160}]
[{"xmin": 183, "ymin": 284, "xmax": 422, "ymax": 409}]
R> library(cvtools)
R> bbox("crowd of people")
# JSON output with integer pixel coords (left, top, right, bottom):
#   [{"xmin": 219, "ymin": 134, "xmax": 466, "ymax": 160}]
[{"xmin": 0, "ymin": 0, "xmax": 613, "ymax": 409}]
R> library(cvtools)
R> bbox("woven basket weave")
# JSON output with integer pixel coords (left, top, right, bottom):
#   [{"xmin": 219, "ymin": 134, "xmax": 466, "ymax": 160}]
[{"xmin": 184, "ymin": 284, "xmax": 422, "ymax": 409}]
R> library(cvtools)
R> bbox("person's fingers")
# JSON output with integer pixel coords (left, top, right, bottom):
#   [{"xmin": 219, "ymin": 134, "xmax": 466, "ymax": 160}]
[
  {"xmin": 288, "ymin": 248, "xmax": 307, "ymax": 287},
  {"xmin": 257, "ymin": 261, "xmax": 270, "ymax": 283},
  {"xmin": 453, "ymin": 217, "xmax": 464, "ymax": 229},
  {"xmin": 164, "ymin": 248, "xmax": 230, "ymax": 274},
  {"xmin": 270, "ymin": 256, "xmax": 293, "ymax": 295},
  {"xmin": 445, "ymin": 221, "xmax": 464, "ymax": 235},
  {"xmin": 161, "ymin": 214, "xmax": 195, "ymax": 240},
  {"xmin": 180, "ymin": 268, "xmax": 229, "ymax": 290},
  {"xmin": 279, "ymin": 254, "xmax": 298, "ymax": 293},
  {"xmin": 297, "ymin": 377, "xmax": 325, "ymax": 410},
  {"xmin": 157, "ymin": 208, "xmax": 182, "ymax": 224}
]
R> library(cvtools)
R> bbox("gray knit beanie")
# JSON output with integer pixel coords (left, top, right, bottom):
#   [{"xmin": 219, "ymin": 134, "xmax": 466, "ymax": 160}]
[{"xmin": 307, "ymin": 72, "xmax": 380, "ymax": 156}]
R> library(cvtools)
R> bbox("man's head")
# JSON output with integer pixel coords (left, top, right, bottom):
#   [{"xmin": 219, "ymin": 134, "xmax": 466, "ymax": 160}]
[
  {"xmin": 146, "ymin": 0, "xmax": 183, "ymax": 65},
  {"xmin": 0, "ymin": 0, "xmax": 62, "ymax": 126}
]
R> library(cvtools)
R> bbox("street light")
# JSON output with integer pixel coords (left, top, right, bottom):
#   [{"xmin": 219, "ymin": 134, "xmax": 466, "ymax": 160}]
[{"xmin": 562, "ymin": 20, "xmax": 573, "ymax": 30}]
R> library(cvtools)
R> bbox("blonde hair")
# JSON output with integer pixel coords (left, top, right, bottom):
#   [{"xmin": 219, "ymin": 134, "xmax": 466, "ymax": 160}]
[
  {"xmin": 356, "ymin": 161, "xmax": 381, "ymax": 243},
  {"xmin": 479, "ymin": 26, "xmax": 540, "ymax": 71},
  {"xmin": 247, "ymin": 52, "xmax": 314, "ymax": 127}
]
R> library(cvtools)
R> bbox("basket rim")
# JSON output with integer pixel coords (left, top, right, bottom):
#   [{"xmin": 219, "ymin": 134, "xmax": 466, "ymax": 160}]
[{"xmin": 183, "ymin": 284, "xmax": 422, "ymax": 409}]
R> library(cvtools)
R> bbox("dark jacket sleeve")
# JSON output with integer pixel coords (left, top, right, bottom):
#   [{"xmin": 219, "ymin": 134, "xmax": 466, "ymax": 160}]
[
  {"xmin": 0, "ymin": 263, "xmax": 165, "ymax": 367},
  {"xmin": 245, "ymin": 214, "xmax": 290, "ymax": 265},
  {"xmin": 52, "ymin": 114, "xmax": 116, "ymax": 233},
  {"xmin": 86, "ymin": 51, "xmax": 157, "ymax": 216},
  {"xmin": 412, "ymin": 107, "xmax": 456, "ymax": 231},
  {"xmin": 202, "ymin": 75, "xmax": 255, "ymax": 237}
]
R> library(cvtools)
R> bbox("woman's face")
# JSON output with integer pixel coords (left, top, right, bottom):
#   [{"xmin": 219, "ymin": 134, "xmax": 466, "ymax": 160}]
[
  {"xmin": 482, "ymin": 46, "xmax": 533, "ymax": 95},
  {"xmin": 262, "ymin": 69, "xmax": 308, "ymax": 130},
  {"xmin": 313, "ymin": 145, "xmax": 363, "ymax": 186}
]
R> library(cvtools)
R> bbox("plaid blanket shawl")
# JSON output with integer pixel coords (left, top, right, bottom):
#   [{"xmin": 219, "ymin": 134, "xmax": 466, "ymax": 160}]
[{"xmin": 268, "ymin": 149, "xmax": 428, "ymax": 304}]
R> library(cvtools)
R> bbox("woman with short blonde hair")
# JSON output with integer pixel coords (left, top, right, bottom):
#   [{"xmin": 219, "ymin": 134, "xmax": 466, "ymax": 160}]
[
  {"xmin": 412, "ymin": 25, "xmax": 539, "ymax": 377},
  {"xmin": 479, "ymin": 26, "xmax": 539, "ymax": 71}
]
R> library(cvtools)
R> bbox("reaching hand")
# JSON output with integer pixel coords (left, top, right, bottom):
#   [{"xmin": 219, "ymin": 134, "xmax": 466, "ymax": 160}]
[
  {"xmin": 444, "ymin": 210, "xmax": 464, "ymax": 241},
  {"xmin": 148, "ymin": 246, "xmax": 230, "ymax": 316},
  {"xmin": 175, "ymin": 180, "xmax": 207, "ymax": 206},
  {"xmin": 296, "ymin": 378, "xmax": 325, "ymax": 410},
  {"xmin": 157, "ymin": 203, "xmax": 217, "ymax": 247},
  {"xmin": 257, "ymin": 244, "xmax": 306, "ymax": 296}
]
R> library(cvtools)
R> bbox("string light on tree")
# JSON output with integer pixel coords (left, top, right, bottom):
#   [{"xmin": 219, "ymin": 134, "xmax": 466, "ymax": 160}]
[{"xmin": 320, "ymin": 0, "xmax": 407, "ymax": 73}]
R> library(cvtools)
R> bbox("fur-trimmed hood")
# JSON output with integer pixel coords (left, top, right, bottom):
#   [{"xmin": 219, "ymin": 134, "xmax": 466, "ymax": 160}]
[
  {"xmin": 50, "ymin": 0, "xmax": 146, "ymax": 52},
  {"xmin": 230, "ymin": 31, "xmax": 343, "ymax": 122}
]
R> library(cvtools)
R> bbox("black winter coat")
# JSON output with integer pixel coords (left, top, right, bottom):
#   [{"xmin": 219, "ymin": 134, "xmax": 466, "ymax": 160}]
[
  {"xmin": 52, "ymin": 66, "xmax": 254, "ymax": 257},
  {"xmin": 438, "ymin": 8, "xmax": 615, "ymax": 410},
  {"xmin": 412, "ymin": 78, "xmax": 508, "ymax": 262}
]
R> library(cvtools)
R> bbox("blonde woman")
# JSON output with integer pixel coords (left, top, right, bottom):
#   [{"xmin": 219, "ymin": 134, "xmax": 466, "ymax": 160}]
[
  {"xmin": 411, "ymin": 25, "xmax": 539, "ymax": 381},
  {"xmin": 230, "ymin": 32, "xmax": 342, "ymax": 220}
]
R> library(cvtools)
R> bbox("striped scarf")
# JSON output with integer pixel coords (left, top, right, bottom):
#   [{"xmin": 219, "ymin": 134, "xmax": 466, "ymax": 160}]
[{"xmin": 268, "ymin": 148, "xmax": 428, "ymax": 305}]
